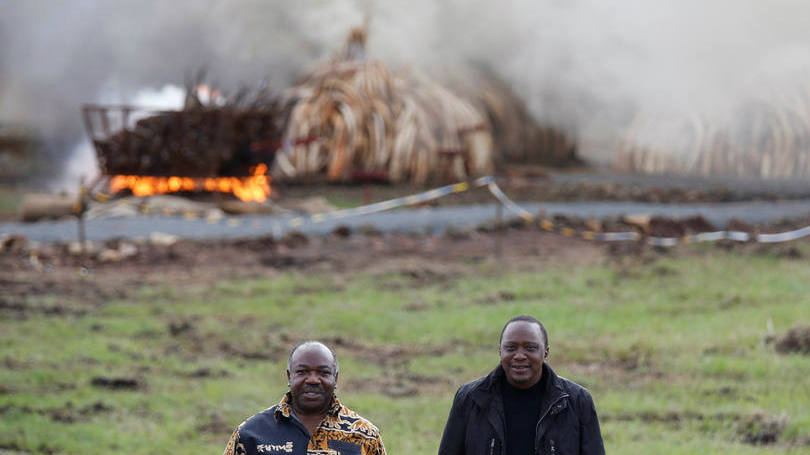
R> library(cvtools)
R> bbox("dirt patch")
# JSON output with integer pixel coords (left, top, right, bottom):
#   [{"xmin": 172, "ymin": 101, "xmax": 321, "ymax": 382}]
[
  {"xmin": 2, "ymin": 212, "xmax": 809, "ymax": 319},
  {"xmin": 48, "ymin": 401, "xmax": 114, "ymax": 423},
  {"xmin": 290, "ymin": 283, "xmax": 345, "ymax": 295},
  {"xmin": 158, "ymin": 319, "xmax": 289, "ymax": 362},
  {"xmin": 327, "ymin": 337, "xmax": 454, "ymax": 366},
  {"xmin": 562, "ymin": 361, "xmax": 661, "ymax": 390},
  {"xmin": 168, "ymin": 319, "xmax": 195, "ymax": 336},
  {"xmin": 0, "ymin": 298, "xmax": 89, "ymax": 318},
  {"xmin": 0, "ymin": 441, "xmax": 56, "ymax": 455},
  {"xmin": 602, "ymin": 409, "xmax": 791, "ymax": 445},
  {"xmin": 737, "ymin": 412, "xmax": 789, "ymax": 445},
  {"xmin": 0, "ymin": 401, "xmax": 113, "ymax": 424},
  {"xmin": 90, "ymin": 376, "xmax": 144, "ymax": 390},
  {"xmin": 773, "ymin": 326, "xmax": 810, "ymax": 354},
  {"xmin": 279, "ymin": 231, "xmax": 309, "ymax": 248},
  {"xmin": 344, "ymin": 372, "xmax": 451, "ymax": 398},
  {"xmin": 477, "ymin": 290, "xmax": 518, "ymax": 305},
  {"xmin": 602, "ymin": 410, "xmax": 741, "ymax": 424},
  {"xmin": 375, "ymin": 264, "xmax": 459, "ymax": 290},
  {"xmin": 611, "ymin": 344, "xmax": 654, "ymax": 371},
  {"xmin": 403, "ymin": 299, "xmax": 433, "ymax": 311},
  {"xmin": 0, "ymin": 275, "xmax": 123, "ymax": 317},
  {"xmin": 217, "ymin": 341, "xmax": 287, "ymax": 361},
  {"xmin": 564, "ymin": 342, "xmax": 655, "ymax": 375},
  {"xmin": 183, "ymin": 368, "xmax": 230, "ymax": 379},
  {"xmin": 603, "ymin": 409, "xmax": 798, "ymax": 446},
  {"xmin": 0, "ymin": 442, "xmax": 29, "ymax": 454},
  {"xmin": 196, "ymin": 412, "xmax": 233, "ymax": 434}
]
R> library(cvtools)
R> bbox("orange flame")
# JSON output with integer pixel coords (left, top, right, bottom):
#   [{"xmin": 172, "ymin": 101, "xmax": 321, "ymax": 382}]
[{"xmin": 110, "ymin": 163, "xmax": 271, "ymax": 202}]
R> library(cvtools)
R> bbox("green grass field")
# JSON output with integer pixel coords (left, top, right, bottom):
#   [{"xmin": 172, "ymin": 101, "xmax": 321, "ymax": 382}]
[{"xmin": 2, "ymin": 246, "xmax": 810, "ymax": 454}]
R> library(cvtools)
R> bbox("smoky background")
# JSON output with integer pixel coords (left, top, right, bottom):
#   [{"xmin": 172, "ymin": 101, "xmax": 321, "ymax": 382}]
[{"xmin": 3, "ymin": 0, "xmax": 810, "ymax": 189}]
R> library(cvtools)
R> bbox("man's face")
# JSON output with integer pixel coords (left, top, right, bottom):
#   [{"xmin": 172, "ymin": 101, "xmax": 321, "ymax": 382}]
[
  {"xmin": 499, "ymin": 321, "xmax": 548, "ymax": 389},
  {"xmin": 286, "ymin": 344, "xmax": 338, "ymax": 416}
]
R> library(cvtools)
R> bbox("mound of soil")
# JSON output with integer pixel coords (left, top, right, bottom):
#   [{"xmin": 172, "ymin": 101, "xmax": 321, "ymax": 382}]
[
  {"xmin": 90, "ymin": 376, "xmax": 144, "ymax": 390},
  {"xmin": 774, "ymin": 326, "xmax": 810, "ymax": 354},
  {"xmin": 737, "ymin": 412, "xmax": 789, "ymax": 445}
]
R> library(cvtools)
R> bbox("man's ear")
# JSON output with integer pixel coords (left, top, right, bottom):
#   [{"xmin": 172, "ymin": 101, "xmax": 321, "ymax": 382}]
[{"xmin": 286, "ymin": 369, "xmax": 291, "ymax": 384}]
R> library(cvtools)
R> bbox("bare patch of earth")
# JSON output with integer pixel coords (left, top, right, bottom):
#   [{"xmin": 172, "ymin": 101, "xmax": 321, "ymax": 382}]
[
  {"xmin": 600, "ymin": 410, "xmax": 797, "ymax": 446},
  {"xmin": 2, "ymin": 214, "xmax": 809, "ymax": 317},
  {"xmin": 0, "ymin": 401, "xmax": 113, "ymax": 424},
  {"xmin": 0, "ymin": 225, "xmax": 605, "ymax": 312},
  {"xmin": 344, "ymin": 373, "xmax": 452, "ymax": 398},
  {"xmin": 772, "ymin": 326, "xmax": 810, "ymax": 354}
]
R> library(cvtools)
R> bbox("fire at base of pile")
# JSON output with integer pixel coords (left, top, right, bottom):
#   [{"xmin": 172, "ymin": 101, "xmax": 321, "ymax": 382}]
[
  {"xmin": 108, "ymin": 163, "xmax": 270, "ymax": 203},
  {"xmin": 83, "ymin": 95, "xmax": 280, "ymax": 202}
]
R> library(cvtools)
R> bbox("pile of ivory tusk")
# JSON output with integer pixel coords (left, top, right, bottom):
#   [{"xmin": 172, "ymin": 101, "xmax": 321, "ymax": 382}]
[
  {"xmin": 89, "ymin": 26, "xmax": 579, "ymax": 186},
  {"xmin": 273, "ymin": 28, "xmax": 496, "ymax": 185},
  {"xmin": 458, "ymin": 73, "xmax": 577, "ymax": 167},
  {"xmin": 616, "ymin": 81, "xmax": 810, "ymax": 178}
]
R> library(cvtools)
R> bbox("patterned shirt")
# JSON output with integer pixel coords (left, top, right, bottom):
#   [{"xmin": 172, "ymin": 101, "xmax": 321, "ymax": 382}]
[{"xmin": 222, "ymin": 393, "xmax": 386, "ymax": 455}]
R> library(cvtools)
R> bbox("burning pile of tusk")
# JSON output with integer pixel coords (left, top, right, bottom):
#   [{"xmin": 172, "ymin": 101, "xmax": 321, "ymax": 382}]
[
  {"xmin": 85, "ymin": 23, "xmax": 580, "ymax": 201},
  {"xmin": 273, "ymin": 25, "xmax": 495, "ymax": 185}
]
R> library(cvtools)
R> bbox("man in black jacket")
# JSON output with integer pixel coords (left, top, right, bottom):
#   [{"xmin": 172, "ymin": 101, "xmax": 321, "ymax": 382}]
[{"xmin": 438, "ymin": 315, "xmax": 605, "ymax": 455}]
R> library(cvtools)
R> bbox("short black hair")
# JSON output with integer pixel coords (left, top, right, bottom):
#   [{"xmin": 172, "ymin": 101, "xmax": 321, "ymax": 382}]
[
  {"xmin": 499, "ymin": 314, "xmax": 549, "ymax": 349},
  {"xmin": 287, "ymin": 341, "xmax": 339, "ymax": 374}
]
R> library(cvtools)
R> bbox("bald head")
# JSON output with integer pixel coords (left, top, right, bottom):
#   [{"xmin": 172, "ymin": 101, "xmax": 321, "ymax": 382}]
[{"xmin": 287, "ymin": 341, "xmax": 339, "ymax": 374}]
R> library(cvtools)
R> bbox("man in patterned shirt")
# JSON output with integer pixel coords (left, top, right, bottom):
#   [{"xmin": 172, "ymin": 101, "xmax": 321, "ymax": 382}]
[{"xmin": 223, "ymin": 341, "xmax": 386, "ymax": 455}]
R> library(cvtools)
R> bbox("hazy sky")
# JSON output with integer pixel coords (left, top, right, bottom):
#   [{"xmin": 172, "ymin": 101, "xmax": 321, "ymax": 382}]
[{"xmin": 3, "ymin": 0, "xmax": 810, "ymax": 186}]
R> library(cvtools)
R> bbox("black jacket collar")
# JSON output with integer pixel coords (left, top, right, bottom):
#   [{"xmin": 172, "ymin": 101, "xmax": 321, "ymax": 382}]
[
  {"xmin": 468, "ymin": 363, "xmax": 569, "ymax": 445},
  {"xmin": 471, "ymin": 363, "xmax": 566, "ymax": 410}
]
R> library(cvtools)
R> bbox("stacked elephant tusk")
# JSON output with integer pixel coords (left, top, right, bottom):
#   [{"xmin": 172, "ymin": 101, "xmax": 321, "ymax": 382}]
[
  {"xmin": 88, "ymin": 25, "xmax": 581, "ymax": 187},
  {"xmin": 273, "ymin": 27, "xmax": 495, "ymax": 185},
  {"xmin": 617, "ymin": 80, "xmax": 810, "ymax": 178}
]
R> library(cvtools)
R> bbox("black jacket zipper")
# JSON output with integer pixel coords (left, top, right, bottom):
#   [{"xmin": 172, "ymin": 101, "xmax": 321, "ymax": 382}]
[{"xmin": 534, "ymin": 393, "xmax": 569, "ymax": 454}]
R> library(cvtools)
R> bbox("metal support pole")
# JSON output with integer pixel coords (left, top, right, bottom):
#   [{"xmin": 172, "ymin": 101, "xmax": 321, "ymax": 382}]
[
  {"xmin": 76, "ymin": 177, "xmax": 87, "ymax": 258},
  {"xmin": 77, "ymin": 212, "xmax": 86, "ymax": 256},
  {"xmin": 495, "ymin": 201, "xmax": 503, "ymax": 258}
]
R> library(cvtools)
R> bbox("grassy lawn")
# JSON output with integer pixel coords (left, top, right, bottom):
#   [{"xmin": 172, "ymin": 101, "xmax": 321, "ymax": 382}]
[{"xmin": 2, "ymin": 246, "xmax": 810, "ymax": 454}]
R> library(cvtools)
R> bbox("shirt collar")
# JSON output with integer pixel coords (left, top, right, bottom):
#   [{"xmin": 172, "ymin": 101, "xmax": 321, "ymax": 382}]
[{"xmin": 274, "ymin": 392, "xmax": 342, "ymax": 420}]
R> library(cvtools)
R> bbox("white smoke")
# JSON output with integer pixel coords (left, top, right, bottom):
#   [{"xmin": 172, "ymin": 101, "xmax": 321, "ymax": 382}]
[{"xmin": 3, "ymin": 0, "xmax": 810, "ymax": 188}]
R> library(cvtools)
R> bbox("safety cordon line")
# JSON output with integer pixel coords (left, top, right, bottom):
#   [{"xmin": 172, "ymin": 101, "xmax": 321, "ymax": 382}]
[
  {"xmin": 79, "ymin": 176, "xmax": 495, "ymax": 231},
  {"xmin": 77, "ymin": 176, "xmax": 810, "ymax": 245},
  {"xmin": 486, "ymin": 180, "xmax": 810, "ymax": 245}
]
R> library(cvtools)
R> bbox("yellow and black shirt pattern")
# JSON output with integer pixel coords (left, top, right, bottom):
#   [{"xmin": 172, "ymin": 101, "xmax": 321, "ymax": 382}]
[{"xmin": 223, "ymin": 393, "xmax": 386, "ymax": 455}]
